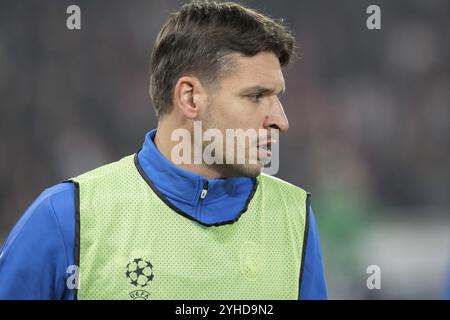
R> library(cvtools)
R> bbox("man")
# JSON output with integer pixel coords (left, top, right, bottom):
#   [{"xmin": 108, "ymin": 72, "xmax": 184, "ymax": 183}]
[{"xmin": 0, "ymin": 1, "xmax": 327, "ymax": 299}]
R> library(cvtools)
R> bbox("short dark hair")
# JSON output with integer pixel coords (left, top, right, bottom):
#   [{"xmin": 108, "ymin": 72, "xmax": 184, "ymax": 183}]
[{"xmin": 149, "ymin": 0, "xmax": 295, "ymax": 118}]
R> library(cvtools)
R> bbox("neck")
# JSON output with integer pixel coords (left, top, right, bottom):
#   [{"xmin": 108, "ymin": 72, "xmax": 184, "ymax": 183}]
[{"xmin": 154, "ymin": 123, "xmax": 226, "ymax": 179}]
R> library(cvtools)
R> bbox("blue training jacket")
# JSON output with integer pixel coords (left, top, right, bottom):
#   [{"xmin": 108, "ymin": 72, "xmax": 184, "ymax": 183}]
[
  {"xmin": 0, "ymin": 129, "xmax": 327, "ymax": 300},
  {"xmin": 445, "ymin": 264, "xmax": 450, "ymax": 299}
]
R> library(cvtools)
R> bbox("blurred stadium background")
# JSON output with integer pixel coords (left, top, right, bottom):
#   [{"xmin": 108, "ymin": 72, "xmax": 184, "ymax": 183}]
[{"xmin": 0, "ymin": 0, "xmax": 449, "ymax": 299}]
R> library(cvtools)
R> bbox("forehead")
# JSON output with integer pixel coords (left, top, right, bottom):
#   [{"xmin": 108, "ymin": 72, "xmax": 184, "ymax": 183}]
[{"xmin": 222, "ymin": 52, "xmax": 285, "ymax": 91}]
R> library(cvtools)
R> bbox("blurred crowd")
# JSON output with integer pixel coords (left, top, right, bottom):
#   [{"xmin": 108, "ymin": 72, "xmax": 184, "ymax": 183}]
[{"xmin": 0, "ymin": 0, "xmax": 449, "ymax": 298}]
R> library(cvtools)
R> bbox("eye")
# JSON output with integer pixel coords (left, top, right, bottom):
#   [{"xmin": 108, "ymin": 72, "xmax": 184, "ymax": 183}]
[{"xmin": 249, "ymin": 93, "xmax": 263, "ymax": 103}]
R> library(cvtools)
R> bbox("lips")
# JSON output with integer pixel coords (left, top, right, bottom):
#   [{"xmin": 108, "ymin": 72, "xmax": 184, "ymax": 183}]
[
  {"xmin": 257, "ymin": 141, "xmax": 272, "ymax": 159},
  {"xmin": 257, "ymin": 138, "xmax": 275, "ymax": 151},
  {"xmin": 257, "ymin": 142, "xmax": 271, "ymax": 151}
]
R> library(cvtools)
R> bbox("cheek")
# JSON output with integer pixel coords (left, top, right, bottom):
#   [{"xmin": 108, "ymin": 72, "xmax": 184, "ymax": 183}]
[
  {"xmin": 213, "ymin": 95, "xmax": 264, "ymax": 128},
  {"xmin": 225, "ymin": 95, "xmax": 252, "ymax": 115},
  {"xmin": 223, "ymin": 103, "xmax": 256, "ymax": 127}
]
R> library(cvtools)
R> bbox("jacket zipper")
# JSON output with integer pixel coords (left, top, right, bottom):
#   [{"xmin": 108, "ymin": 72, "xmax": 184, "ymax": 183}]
[
  {"xmin": 200, "ymin": 180, "xmax": 209, "ymax": 199},
  {"xmin": 197, "ymin": 180, "xmax": 209, "ymax": 221}
]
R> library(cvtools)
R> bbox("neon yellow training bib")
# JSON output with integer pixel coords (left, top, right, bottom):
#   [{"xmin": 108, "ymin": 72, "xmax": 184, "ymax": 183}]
[{"xmin": 69, "ymin": 154, "xmax": 310, "ymax": 300}]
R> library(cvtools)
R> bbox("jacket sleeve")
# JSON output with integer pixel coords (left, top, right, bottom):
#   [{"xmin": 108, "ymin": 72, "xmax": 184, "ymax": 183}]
[
  {"xmin": 299, "ymin": 207, "xmax": 328, "ymax": 300},
  {"xmin": 445, "ymin": 262, "xmax": 450, "ymax": 300},
  {"xmin": 0, "ymin": 183, "xmax": 76, "ymax": 300}
]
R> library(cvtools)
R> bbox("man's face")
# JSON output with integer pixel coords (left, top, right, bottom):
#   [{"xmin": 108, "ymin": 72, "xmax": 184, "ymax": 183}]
[{"xmin": 201, "ymin": 51, "xmax": 290, "ymax": 177}]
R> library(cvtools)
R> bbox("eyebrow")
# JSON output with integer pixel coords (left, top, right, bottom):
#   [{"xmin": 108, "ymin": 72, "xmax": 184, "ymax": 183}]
[{"xmin": 239, "ymin": 85, "xmax": 286, "ymax": 96}]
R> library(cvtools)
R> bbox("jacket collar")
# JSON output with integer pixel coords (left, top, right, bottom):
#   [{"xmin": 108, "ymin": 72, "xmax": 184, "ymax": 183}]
[{"xmin": 137, "ymin": 129, "xmax": 255, "ymax": 207}]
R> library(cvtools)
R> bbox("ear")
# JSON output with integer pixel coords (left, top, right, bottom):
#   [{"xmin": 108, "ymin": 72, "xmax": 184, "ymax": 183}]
[{"xmin": 173, "ymin": 76, "xmax": 208, "ymax": 120}]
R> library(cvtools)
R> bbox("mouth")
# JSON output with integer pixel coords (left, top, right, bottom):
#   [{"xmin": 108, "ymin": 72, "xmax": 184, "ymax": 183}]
[
  {"xmin": 257, "ymin": 137, "xmax": 276, "ymax": 150},
  {"xmin": 257, "ymin": 141, "xmax": 273, "ymax": 159},
  {"xmin": 259, "ymin": 142, "xmax": 271, "ymax": 151}
]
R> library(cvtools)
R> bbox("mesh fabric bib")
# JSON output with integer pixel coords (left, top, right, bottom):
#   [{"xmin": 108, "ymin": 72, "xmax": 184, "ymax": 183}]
[{"xmin": 69, "ymin": 154, "xmax": 309, "ymax": 300}]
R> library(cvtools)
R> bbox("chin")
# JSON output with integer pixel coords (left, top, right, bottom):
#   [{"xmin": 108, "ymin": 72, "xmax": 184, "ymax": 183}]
[{"xmin": 228, "ymin": 163, "xmax": 262, "ymax": 178}]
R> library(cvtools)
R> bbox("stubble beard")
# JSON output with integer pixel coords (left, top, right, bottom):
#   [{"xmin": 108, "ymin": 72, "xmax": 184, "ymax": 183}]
[{"xmin": 201, "ymin": 105, "xmax": 262, "ymax": 179}]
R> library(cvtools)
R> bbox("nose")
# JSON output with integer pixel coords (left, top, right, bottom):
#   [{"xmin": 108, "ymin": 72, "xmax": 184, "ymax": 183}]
[{"xmin": 263, "ymin": 97, "xmax": 289, "ymax": 133}]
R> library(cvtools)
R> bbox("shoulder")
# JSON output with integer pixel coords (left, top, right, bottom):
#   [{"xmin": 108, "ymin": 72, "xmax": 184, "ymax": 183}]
[
  {"xmin": 5, "ymin": 183, "xmax": 75, "ymax": 246},
  {"xmin": 258, "ymin": 173, "xmax": 309, "ymax": 195},
  {"xmin": 71, "ymin": 154, "xmax": 136, "ymax": 184},
  {"xmin": 0, "ymin": 182, "xmax": 76, "ymax": 264},
  {"xmin": 39, "ymin": 182, "xmax": 76, "ymax": 230},
  {"xmin": 0, "ymin": 182, "xmax": 76, "ymax": 299},
  {"xmin": 257, "ymin": 174, "xmax": 311, "ymax": 221}
]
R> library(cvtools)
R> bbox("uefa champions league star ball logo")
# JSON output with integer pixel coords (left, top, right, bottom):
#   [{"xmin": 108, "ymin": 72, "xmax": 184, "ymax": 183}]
[
  {"xmin": 126, "ymin": 258, "xmax": 154, "ymax": 300},
  {"xmin": 126, "ymin": 258, "xmax": 154, "ymax": 287}
]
